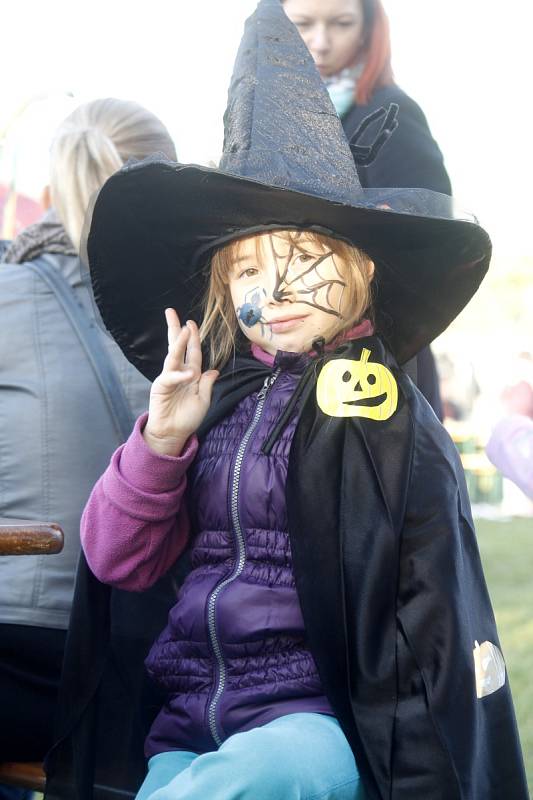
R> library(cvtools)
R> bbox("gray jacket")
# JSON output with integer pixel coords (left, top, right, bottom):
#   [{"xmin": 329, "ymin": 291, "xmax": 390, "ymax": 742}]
[{"xmin": 0, "ymin": 253, "xmax": 151, "ymax": 629}]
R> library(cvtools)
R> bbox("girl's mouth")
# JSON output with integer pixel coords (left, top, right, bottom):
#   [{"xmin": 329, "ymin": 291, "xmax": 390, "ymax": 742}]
[{"xmin": 267, "ymin": 315, "xmax": 308, "ymax": 333}]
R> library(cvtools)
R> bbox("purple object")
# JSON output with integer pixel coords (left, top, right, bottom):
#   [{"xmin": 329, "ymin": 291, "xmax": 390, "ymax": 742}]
[{"xmin": 486, "ymin": 415, "xmax": 533, "ymax": 500}]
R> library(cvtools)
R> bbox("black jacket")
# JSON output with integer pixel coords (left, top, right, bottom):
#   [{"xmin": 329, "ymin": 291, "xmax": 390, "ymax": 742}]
[
  {"xmin": 342, "ymin": 84, "xmax": 452, "ymax": 194},
  {"xmin": 45, "ymin": 339, "xmax": 528, "ymax": 800}
]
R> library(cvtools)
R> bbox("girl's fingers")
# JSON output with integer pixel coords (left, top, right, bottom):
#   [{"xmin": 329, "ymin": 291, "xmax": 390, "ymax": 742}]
[
  {"xmin": 165, "ymin": 308, "xmax": 182, "ymax": 347},
  {"xmin": 165, "ymin": 325, "xmax": 190, "ymax": 372},
  {"xmin": 184, "ymin": 320, "xmax": 202, "ymax": 372},
  {"xmin": 156, "ymin": 367, "xmax": 196, "ymax": 389},
  {"xmin": 198, "ymin": 370, "xmax": 219, "ymax": 405},
  {"xmin": 160, "ymin": 312, "xmax": 207, "ymax": 394}
]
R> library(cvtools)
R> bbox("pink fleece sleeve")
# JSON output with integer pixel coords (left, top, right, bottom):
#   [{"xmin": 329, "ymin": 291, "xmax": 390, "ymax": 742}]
[
  {"xmin": 486, "ymin": 414, "xmax": 533, "ymax": 500},
  {"xmin": 81, "ymin": 413, "xmax": 199, "ymax": 590}
]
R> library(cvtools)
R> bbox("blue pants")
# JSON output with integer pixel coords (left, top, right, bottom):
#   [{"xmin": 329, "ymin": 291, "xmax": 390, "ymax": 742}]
[{"xmin": 136, "ymin": 713, "xmax": 365, "ymax": 800}]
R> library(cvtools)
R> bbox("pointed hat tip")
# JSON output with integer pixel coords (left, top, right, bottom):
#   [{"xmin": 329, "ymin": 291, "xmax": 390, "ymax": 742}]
[
  {"xmin": 256, "ymin": 0, "xmax": 283, "ymax": 9},
  {"xmin": 221, "ymin": 0, "xmax": 362, "ymax": 201}
]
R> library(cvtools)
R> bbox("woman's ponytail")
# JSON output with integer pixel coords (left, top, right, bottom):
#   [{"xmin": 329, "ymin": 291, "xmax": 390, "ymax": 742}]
[{"xmin": 49, "ymin": 98, "xmax": 177, "ymax": 252}]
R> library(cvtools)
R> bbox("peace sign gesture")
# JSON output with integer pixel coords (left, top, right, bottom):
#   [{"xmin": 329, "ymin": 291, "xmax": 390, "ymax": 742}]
[{"xmin": 143, "ymin": 309, "xmax": 219, "ymax": 456}]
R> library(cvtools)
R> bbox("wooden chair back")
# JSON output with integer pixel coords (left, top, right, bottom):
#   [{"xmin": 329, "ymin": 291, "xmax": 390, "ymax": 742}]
[
  {"xmin": 0, "ymin": 520, "xmax": 63, "ymax": 556},
  {"xmin": 0, "ymin": 519, "xmax": 64, "ymax": 792}
]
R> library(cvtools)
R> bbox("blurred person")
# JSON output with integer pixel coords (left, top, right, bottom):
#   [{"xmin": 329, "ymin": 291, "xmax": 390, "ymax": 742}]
[
  {"xmin": 0, "ymin": 98, "xmax": 176, "ymax": 782},
  {"xmin": 501, "ymin": 380, "xmax": 533, "ymax": 419},
  {"xmin": 487, "ymin": 356, "xmax": 533, "ymax": 500},
  {"xmin": 282, "ymin": 0, "xmax": 450, "ymax": 419},
  {"xmin": 499, "ymin": 352, "xmax": 533, "ymax": 419},
  {"xmin": 437, "ymin": 350, "xmax": 480, "ymax": 421}
]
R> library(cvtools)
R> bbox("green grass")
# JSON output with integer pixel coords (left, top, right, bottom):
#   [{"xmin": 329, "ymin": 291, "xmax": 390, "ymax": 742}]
[{"xmin": 475, "ymin": 517, "xmax": 533, "ymax": 791}]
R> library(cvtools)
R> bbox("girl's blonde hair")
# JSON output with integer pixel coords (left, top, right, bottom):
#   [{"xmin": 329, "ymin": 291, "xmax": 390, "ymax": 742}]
[
  {"xmin": 200, "ymin": 230, "xmax": 374, "ymax": 369},
  {"xmin": 49, "ymin": 98, "xmax": 177, "ymax": 251}
]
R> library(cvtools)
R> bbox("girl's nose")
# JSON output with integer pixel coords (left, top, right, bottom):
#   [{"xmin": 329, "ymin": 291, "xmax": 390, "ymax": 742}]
[{"xmin": 270, "ymin": 278, "xmax": 296, "ymax": 305}]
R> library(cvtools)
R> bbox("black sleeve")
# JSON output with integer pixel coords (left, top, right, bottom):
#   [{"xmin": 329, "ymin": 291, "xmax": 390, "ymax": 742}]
[{"xmin": 344, "ymin": 88, "xmax": 452, "ymax": 194}]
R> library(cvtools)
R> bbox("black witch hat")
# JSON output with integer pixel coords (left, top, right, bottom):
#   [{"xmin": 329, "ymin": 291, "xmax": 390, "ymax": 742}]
[{"xmin": 87, "ymin": 0, "xmax": 490, "ymax": 380}]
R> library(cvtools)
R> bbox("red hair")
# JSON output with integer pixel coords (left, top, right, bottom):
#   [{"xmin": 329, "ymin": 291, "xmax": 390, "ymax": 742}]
[{"xmin": 356, "ymin": 0, "xmax": 394, "ymax": 105}]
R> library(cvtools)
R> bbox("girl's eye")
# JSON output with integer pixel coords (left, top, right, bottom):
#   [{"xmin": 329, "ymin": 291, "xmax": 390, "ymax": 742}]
[
  {"xmin": 295, "ymin": 253, "xmax": 314, "ymax": 264},
  {"xmin": 239, "ymin": 267, "xmax": 259, "ymax": 279}
]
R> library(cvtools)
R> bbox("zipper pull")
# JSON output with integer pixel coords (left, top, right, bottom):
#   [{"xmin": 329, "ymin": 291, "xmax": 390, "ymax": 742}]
[
  {"xmin": 257, "ymin": 369, "xmax": 280, "ymax": 400},
  {"xmin": 257, "ymin": 378, "xmax": 270, "ymax": 401}
]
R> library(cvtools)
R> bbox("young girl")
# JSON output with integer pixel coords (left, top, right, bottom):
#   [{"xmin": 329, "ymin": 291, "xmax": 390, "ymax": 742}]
[
  {"xmin": 82, "ymin": 229, "xmax": 373, "ymax": 800},
  {"xmin": 71, "ymin": 1, "xmax": 527, "ymax": 798}
]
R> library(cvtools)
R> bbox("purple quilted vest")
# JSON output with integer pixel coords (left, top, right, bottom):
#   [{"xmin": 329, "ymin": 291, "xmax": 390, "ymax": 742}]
[{"xmin": 144, "ymin": 352, "xmax": 333, "ymax": 756}]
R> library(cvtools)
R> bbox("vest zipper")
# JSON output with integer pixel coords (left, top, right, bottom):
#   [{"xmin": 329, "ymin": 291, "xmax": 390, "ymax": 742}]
[{"xmin": 206, "ymin": 368, "xmax": 281, "ymax": 747}]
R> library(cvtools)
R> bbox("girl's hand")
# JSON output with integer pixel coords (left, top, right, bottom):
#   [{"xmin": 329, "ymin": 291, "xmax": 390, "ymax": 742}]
[{"xmin": 143, "ymin": 309, "xmax": 219, "ymax": 456}]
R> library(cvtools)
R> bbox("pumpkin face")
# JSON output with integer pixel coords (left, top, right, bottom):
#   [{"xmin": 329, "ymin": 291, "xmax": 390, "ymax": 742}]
[{"xmin": 316, "ymin": 348, "xmax": 398, "ymax": 420}]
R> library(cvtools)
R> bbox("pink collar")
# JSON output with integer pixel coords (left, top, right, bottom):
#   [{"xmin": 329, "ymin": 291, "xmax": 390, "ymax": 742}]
[{"xmin": 251, "ymin": 319, "xmax": 374, "ymax": 367}]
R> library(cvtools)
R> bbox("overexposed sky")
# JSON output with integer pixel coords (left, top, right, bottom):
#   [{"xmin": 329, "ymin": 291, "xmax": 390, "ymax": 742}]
[{"xmin": 1, "ymin": 0, "xmax": 532, "ymax": 255}]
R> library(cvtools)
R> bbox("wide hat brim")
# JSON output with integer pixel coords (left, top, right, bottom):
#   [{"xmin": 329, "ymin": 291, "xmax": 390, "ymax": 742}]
[{"xmin": 87, "ymin": 157, "xmax": 491, "ymax": 380}]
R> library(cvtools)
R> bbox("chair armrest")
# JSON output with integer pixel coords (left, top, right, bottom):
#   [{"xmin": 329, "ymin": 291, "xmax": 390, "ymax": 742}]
[
  {"xmin": 0, "ymin": 761, "xmax": 46, "ymax": 791},
  {"xmin": 0, "ymin": 519, "xmax": 64, "ymax": 555}
]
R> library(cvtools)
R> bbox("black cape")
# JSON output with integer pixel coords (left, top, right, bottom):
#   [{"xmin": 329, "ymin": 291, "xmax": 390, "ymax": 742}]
[
  {"xmin": 45, "ymin": 337, "xmax": 528, "ymax": 800},
  {"xmin": 341, "ymin": 85, "xmax": 451, "ymax": 194}
]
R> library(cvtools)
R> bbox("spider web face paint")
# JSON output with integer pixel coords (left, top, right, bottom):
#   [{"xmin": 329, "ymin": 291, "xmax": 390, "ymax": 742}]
[
  {"xmin": 228, "ymin": 232, "xmax": 351, "ymax": 356},
  {"xmin": 269, "ymin": 235, "xmax": 347, "ymax": 319}
]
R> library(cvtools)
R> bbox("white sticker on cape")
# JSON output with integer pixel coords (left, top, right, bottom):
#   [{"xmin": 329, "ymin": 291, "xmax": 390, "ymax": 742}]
[
  {"xmin": 473, "ymin": 640, "xmax": 506, "ymax": 699},
  {"xmin": 316, "ymin": 349, "xmax": 398, "ymax": 420}
]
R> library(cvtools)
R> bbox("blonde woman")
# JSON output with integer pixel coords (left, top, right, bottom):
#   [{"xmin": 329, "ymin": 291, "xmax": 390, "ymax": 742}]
[{"xmin": 0, "ymin": 98, "xmax": 177, "ymax": 769}]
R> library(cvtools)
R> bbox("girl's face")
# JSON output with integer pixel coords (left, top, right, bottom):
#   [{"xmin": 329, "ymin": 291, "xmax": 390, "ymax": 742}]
[
  {"xmin": 228, "ymin": 232, "xmax": 353, "ymax": 356},
  {"xmin": 283, "ymin": 0, "xmax": 366, "ymax": 77}
]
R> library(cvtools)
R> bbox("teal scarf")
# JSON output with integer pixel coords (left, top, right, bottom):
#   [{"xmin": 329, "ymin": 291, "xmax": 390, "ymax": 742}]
[{"xmin": 323, "ymin": 63, "xmax": 364, "ymax": 117}]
